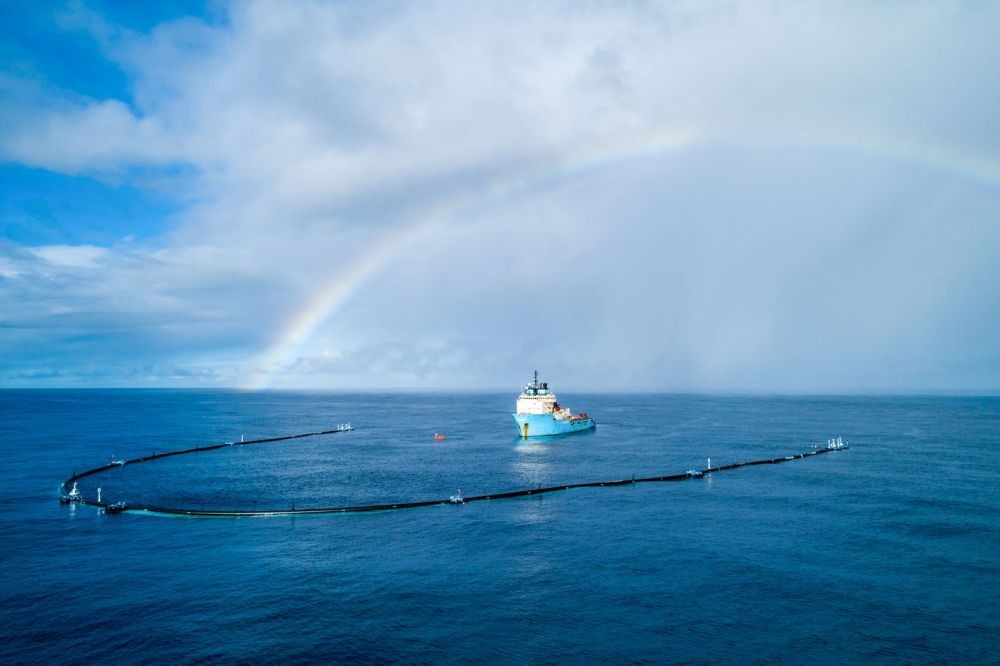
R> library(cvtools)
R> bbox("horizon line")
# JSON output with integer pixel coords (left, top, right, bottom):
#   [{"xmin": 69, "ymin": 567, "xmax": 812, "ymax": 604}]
[{"xmin": 2, "ymin": 386, "xmax": 999, "ymax": 398}]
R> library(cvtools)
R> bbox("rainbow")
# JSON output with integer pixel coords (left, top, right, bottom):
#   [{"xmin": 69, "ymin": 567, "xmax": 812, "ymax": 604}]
[
  {"xmin": 769, "ymin": 130, "xmax": 1000, "ymax": 191},
  {"xmin": 242, "ymin": 202, "xmax": 459, "ymax": 390},
  {"xmin": 241, "ymin": 129, "xmax": 1000, "ymax": 390},
  {"xmin": 242, "ymin": 128, "xmax": 698, "ymax": 390}
]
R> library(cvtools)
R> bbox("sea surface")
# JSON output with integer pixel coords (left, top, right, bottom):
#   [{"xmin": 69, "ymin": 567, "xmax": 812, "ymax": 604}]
[{"xmin": 1, "ymin": 390, "xmax": 998, "ymax": 663}]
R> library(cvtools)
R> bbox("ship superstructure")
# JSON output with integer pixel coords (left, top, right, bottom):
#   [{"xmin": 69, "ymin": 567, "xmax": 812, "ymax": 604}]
[{"xmin": 513, "ymin": 371, "xmax": 595, "ymax": 438}]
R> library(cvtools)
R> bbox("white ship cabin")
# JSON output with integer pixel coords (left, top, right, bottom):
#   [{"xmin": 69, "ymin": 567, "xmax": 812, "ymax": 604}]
[{"xmin": 517, "ymin": 371, "xmax": 572, "ymax": 419}]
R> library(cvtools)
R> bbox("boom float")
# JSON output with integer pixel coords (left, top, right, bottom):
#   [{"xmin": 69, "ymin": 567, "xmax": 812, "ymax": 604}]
[{"xmin": 59, "ymin": 428, "xmax": 848, "ymax": 518}]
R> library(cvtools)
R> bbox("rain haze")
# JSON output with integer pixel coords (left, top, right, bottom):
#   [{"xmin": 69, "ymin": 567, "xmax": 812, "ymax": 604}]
[{"xmin": 1, "ymin": 1, "xmax": 999, "ymax": 392}]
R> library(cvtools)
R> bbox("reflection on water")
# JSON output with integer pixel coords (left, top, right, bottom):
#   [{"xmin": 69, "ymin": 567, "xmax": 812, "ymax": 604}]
[
  {"xmin": 512, "ymin": 490, "xmax": 557, "ymax": 527},
  {"xmin": 514, "ymin": 440, "xmax": 549, "ymax": 455},
  {"xmin": 512, "ymin": 439, "xmax": 560, "ymax": 525},
  {"xmin": 513, "ymin": 440, "xmax": 550, "ymax": 488}
]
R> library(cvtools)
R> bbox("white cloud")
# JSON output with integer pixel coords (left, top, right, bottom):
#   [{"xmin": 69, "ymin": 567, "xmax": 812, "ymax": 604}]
[
  {"xmin": 30, "ymin": 244, "xmax": 108, "ymax": 267},
  {"xmin": 2, "ymin": 1, "xmax": 1000, "ymax": 389},
  {"xmin": 5, "ymin": 100, "xmax": 176, "ymax": 173}
]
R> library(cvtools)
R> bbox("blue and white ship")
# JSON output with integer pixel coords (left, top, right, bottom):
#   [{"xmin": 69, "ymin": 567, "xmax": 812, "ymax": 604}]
[{"xmin": 513, "ymin": 371, "xmax": 596, "ymax": 438}]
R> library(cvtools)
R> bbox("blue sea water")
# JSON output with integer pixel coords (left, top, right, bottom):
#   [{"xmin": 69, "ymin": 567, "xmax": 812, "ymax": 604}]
[{"xmin": 1, "ymin": 390, "xmax": 998, "ymax": 663}]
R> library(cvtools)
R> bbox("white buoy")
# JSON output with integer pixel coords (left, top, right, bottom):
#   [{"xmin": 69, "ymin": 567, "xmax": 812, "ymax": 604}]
[
  {"xmin": 241, "ymin": 433, "xmax": 245, "ymax": 443},
  {"xmin": 707, "ymin": 456, "xmax": 711, "ymax": 469},
  {"xmin": 97, "ymin": 487, "xmax": 102, "ymax": 502}
]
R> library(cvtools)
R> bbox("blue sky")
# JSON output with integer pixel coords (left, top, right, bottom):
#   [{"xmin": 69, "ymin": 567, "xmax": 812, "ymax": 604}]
[{"xmin": 1, "ymin": 1, "xmax": 999, "ymax": 391}]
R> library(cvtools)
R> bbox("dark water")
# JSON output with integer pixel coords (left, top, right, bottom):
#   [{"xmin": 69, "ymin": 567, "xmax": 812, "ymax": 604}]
[{"xmin": 1, "ymin": 390, "xmax": 998, "ymax": 663}]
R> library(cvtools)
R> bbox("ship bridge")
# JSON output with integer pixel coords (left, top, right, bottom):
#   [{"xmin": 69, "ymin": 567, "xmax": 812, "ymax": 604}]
[{"xmin": 516, "ymin": 371, "xmax": 561, "ymax": 415}]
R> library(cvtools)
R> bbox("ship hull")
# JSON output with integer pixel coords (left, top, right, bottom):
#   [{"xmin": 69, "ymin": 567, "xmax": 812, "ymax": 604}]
[{"xmin": 512, "ymin": 413, "xmax": 596, "ymax": 438}]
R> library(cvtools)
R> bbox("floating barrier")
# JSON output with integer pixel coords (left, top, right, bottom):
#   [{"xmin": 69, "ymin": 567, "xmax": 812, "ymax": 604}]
[{"xmin": 59, "ymin": 428, "xmax": 847, "ymax": 518}]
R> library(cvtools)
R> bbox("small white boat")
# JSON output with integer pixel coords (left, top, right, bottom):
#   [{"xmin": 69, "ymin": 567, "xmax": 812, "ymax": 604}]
[
  {"xmin": 104, "ymin": 501, "xmax": 128, "ymax": 514},
  {"xmin": 60, "ymin": 481, "xmax": 82, "ymax": 504},
  {"xmin": 825, "ymin": 437, "xmax": 849, "ymax": 450}
]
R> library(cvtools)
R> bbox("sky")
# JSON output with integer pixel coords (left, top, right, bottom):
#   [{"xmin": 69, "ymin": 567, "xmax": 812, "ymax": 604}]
[{"xmin": 1, "ymin": 0, "xmax": 999, "ymax": 392}]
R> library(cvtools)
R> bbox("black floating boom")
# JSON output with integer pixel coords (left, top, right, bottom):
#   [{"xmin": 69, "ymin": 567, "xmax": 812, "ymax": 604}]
[{"xmin": 58, "ymin": 428, "xmax": 847, "ymax": 518}]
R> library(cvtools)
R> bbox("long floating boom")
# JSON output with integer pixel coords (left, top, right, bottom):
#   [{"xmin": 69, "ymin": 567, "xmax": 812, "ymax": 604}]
[{"xmin": 59, "ymin": 428, "xmax": 847, "ymax": 518}]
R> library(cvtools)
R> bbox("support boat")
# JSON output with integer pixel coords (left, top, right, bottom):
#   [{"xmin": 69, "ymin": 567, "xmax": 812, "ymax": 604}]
[{"xmin": 513, "ymin": 371, "xmax": 596, "ymax": 438}]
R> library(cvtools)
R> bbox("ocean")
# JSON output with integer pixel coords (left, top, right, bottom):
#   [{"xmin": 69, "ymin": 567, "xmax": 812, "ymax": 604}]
[{"xmin": 1, "ymin": 390, "xmax": 997, "ymax": 663}]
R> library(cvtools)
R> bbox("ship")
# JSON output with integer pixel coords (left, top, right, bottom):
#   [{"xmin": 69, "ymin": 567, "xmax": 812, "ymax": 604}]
[{"xmin": 513, "ymin": 371, "xmax": 596, "ymax": 438}]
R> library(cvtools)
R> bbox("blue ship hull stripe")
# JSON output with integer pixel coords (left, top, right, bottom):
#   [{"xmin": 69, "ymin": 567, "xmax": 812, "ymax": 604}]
[{"xmin": 512, "ymin": 413, "xmax": 596, "ymax": 437}]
